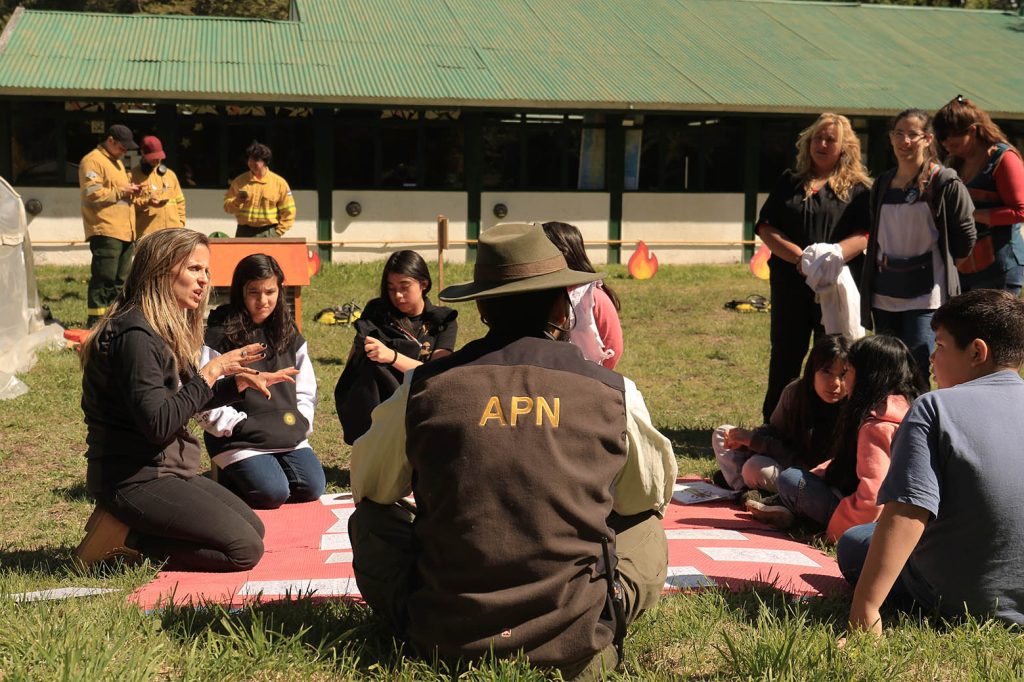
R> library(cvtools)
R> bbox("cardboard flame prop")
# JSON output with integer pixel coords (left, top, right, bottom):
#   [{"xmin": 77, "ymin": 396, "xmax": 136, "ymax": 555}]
[
  {"xmin": 628, "ymin": 241, "xmax": 659, "ymax": 280},
  {"xmin": 749, "ymin": 243, "xmax": 770, "ymax": 281},
  {"xmin": 307, "ymin": 247, "xmax": 322, "ymax": 278}
]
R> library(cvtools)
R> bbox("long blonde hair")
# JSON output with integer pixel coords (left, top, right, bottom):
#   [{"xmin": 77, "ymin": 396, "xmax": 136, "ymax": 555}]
[
  {"xmin": 81, "ymin": 229, "xmax": 210, "ymax": 375},
  {"xmin": 794, "ymin": 113, "xmax": 871, "ymax": 201}
]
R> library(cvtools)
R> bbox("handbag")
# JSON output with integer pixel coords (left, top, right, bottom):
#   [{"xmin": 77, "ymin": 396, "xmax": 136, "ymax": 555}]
[
  {"xmin": 875, "ymin": 252, "xmax": 934, "ymax": 298},
  {"xmin": 957, "ymin": 228, "xmax": 996, "ymax": 275}
]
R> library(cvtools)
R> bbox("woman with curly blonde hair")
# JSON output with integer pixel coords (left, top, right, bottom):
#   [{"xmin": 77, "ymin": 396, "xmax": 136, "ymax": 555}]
[{"xmin": 757, "ymin": 113, "xmax": 872, "ymax": 422}]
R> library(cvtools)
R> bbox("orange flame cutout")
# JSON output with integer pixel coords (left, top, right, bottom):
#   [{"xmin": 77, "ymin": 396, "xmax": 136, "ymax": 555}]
[
  {"xmin": 307, "ymin": 247, "xmax": 322, "ymax": 278},
  {"xmin": 628, "ymin": 241, "xmax": 659, "ymax": 280},
  {"xmin": 749, "ymin": 243, "xmax": 770, "ymax": 281}
]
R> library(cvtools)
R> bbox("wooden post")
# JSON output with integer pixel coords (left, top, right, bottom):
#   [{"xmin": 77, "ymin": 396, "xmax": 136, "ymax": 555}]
[{"xmin": 437, "ymin": 214, "xmax": 449, "ymax": 292}]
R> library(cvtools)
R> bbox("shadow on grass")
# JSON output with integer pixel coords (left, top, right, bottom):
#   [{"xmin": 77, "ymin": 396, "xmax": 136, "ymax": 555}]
[
  {"xmin": 717, "ymin": 582, "xmax": 849, "ymax": 629},
  {"xmin": 52, "ymin": 482, "xmax": 93, "ymax": 503},
  {"xmin": 658, "ymin": 427, "xmax": 714, "ymax": 459},
  {"xmin": 313, "ymin": 356, "xmax": 346, "ymax": 366},
  {"xmin": 0, "ymin": 545, "xmax": 73, "ymax": 574},
  {"xmin": 324, "ymin": 465, "xmax": 351, "ymax": 489}
]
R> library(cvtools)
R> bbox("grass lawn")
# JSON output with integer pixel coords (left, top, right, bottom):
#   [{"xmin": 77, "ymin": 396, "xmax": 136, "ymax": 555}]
[{"xmin": 1, "ymin": 261, "xmax": 1021, "ymax": 680}]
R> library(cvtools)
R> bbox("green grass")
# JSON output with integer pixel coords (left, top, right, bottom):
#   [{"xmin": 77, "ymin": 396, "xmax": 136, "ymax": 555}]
[{"xmin": 1, "ymin": 262, "xmax": 1021, "ymax": 680}]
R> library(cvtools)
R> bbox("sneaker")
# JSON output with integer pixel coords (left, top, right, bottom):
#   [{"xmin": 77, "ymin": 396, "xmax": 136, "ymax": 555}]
[
  {"xmin": 744, "ymin": 498, "xmax": 795, "ymax": 529},
  {"xmin": 73, "ymin": 505, "xmax": 141, "ymax": 570}
]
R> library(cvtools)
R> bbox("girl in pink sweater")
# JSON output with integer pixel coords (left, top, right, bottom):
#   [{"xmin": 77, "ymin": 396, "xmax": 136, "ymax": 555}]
[
  {"xmin": 543, "ymin": 221, "xmax": 623, "ymax": 369},
  {"xmin": 747, "ymin": 335, "xmax": 927, "ymax": 542}
]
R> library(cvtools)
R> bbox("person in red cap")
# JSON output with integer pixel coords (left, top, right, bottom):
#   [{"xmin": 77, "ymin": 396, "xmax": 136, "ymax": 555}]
[
  {"xmin": 131, "ymin": 135, "xmax": 186, "ymax": 238},
  {"xmin": 79, "ymin": 124, "xmax": 143, "ymax": 327}
]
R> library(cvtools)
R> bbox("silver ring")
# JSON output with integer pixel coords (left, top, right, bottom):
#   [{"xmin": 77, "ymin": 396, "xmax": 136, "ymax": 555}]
[{"xmin": 241, "ymin": 351, "xmax": 248, "ymax": 359}]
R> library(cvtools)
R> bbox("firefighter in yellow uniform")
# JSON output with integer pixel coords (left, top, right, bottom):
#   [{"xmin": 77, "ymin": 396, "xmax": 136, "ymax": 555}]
[
  {"xmin": 79, "ymin": 124, "xmax": 141, "ymax": 327},
  {"xmin": 131, "ymin": 135, "xmax": 186, "ymax": 237},
  {"xmin": 223, "ymin": 141, "xmax": 295, "ymax": 238}
]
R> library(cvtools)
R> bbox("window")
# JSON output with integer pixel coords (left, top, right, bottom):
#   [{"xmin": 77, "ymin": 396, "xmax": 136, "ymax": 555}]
[
  {"xmin": 11, "ymin": 101, "xmax": 63, "ymax": 185},
  {"xmin": 334, "ymin": 109, "xmax": 463, "ymax": 189},
  {"xmin": 177, "ymin": 105, "xmax": 223, "ymax": 189},
  {"xmin": 631, "ymin": 115, "xmax": 744, "ymax": 192},
  {"xmin": 481, "ymin": 113, "xmax": 589, "ymax": 190}
]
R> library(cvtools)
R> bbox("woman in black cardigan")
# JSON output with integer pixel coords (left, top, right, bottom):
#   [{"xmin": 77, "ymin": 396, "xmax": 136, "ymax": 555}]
[{"xmin": 75, "ymin": 228, "xmax": 296, "ymax": 571}]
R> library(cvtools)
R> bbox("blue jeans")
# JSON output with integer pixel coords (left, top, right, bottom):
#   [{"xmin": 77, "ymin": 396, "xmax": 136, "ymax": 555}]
[
  {"xmin": 221, "ymin": 447, "xmax": 326, "ymax": 509},
  {"xmin": 871, "ymin": 308, "xmax": 934, "ymax": 382},
  {"xmin": 959, "ymin": 263, "xmax": 1024, "ymax": 297},
  {"xmin": 776, "ymin": 467, "xmax": 841, "ymax": 528},
  {"xmin": 836, "ymin": 523, "xmax": 933, "ymax": 613}
]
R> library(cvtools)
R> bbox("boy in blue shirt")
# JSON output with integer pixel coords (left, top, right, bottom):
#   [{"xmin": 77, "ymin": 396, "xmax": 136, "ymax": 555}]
[{"xmin": 838, "ymin": 288, "xmax": 1024, "ymax": 633}]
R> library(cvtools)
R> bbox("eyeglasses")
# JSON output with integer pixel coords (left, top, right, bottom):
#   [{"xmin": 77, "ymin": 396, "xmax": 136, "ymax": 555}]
[{"xmin": 889, "ymin": 131, "xmax": 928, "ymax": 143}]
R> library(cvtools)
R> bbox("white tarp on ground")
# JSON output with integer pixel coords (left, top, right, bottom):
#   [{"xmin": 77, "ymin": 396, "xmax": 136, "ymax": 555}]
[{"xmin": 0, "ymin": 176, "xmax": 63, "ymax": 399}]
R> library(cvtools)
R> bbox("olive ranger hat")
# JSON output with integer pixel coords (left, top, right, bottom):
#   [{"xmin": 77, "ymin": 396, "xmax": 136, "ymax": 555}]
[{"xmin": 440, "ymin": 223, "xmax": 602, "ymax": 302}]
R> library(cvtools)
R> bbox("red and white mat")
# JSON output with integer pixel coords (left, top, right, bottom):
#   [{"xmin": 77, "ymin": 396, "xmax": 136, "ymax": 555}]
[{"xmin": 129, "ymin": 478, "xmax": 846, "ymax": 610}]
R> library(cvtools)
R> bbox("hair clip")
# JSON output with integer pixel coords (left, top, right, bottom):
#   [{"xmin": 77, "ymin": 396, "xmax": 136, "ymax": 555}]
[{"xmin": 956, "ymin": 94, "xmax": 965, "ymax": 104}]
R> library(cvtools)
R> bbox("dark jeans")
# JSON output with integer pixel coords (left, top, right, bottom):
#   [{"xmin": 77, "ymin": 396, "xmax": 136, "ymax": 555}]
[
  {"xmin": 763, "ymin": 278, "xmax": 823, "ymax": 422},
  {"xmin": 871, "ymin": 308, "xmax": 934, "ymax": 383},
  {"xmin": 777, "ymin": 467, "xmax": 841, "ymax": 528},
  {"xmin": 349, "ymin": 501, "xmax": 667, "ymax": 680},
  {"xmin": 235, "ymin": 224, "xmax": 279, "ymax": 238},
  {"xmin": 100, "ymin": 474, "xmax": 265, "ymax": 572},
  {"xmin": 221, "ymin": 447, "xmax": 326, "ymax": 509},
  {"xmin": 87, "ymin": 236, "xmax": 133, "ymax": 325},
  {"xmin": 836, "ymin": 522, "xmax": 932, "ymax": 613},
  {"xmin": 959, "ymin": 263, "xmax": 1024, "ymax": 297}
]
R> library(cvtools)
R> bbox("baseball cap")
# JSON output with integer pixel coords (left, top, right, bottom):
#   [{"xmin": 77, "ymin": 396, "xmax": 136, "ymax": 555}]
[
  {"xmin": 107, "ymin": 124, "xmax": 138, "ymax": 151},
  {"xmin": 140, "ymin": 135, "xmax": 165, "ymax": 164}
]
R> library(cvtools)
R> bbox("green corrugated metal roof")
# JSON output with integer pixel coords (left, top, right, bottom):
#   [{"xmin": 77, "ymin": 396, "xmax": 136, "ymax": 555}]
[{"xmin": 1, "ymin": 0, "xmax": 1023, "ymax": 118}]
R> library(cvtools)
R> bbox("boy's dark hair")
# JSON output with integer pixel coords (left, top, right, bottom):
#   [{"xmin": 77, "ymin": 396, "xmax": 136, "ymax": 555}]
[
  {"xmin": 932, "ymin": 289, "xmax": 1024, "ymax": 369},
  {"xmin": 223, "ymin": 253, "xmax": 296, "ymax": 356},
  {"xmin": 824, "ymin": 335, "xmax": 928, "ymax": 495},
  {"xmin": 246, "ymin": 141, "xmax": 272, "ymax": 165}
]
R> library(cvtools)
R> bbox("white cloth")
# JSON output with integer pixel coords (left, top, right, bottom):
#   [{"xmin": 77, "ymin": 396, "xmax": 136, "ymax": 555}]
[
  {"xmin": 800, "ymin": 243, "xmax": 865, "ymax": 339},
  {"xmin": 568, "ymin": 281, "xmax": 615, "ymax": 365}
]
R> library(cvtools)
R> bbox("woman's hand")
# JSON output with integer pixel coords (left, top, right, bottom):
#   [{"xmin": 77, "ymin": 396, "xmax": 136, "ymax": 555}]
[
  {"xmin": 235, "ymin": 367, "xmax": 299, "ymax": 399},
  {"xmin": 364, "ymin": 336, "xmax": 398, "ymax": 365},
  {"xmin": 725, "ymin": 427, "xmax": 753, "ymax": 450},
  {"xmin": 199, "ymin": 342, "xmax": 266, "ymax": 387}
]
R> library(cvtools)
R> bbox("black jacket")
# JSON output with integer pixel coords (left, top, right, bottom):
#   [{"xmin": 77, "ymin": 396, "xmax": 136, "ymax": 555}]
[
  {"xmin": 83, "ymin": 307, "xmax": 241, "ymax": 494},
  {"xmin": 334, "ymin": 297, "xmax": 457, "ymax": 445}
]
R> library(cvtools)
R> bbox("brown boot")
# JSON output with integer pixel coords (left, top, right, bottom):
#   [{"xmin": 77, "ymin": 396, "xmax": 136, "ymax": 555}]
[{"xmin": 73, "ymin": 505, "xmax": 141, "ymax": 570}]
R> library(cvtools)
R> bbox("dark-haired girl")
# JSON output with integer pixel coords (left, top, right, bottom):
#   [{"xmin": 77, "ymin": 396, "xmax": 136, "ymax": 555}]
[
  {"xmin": 542, "ymin": 221, "xmax": 623, "ymax": 369},
  {"xmin": 200, "ymin": 253, "xmax": 325, "ymax": 509},
  {"xmin": 334, "ymin": 250, "xmax": 458, "ymax": 444},
  {"xmin": 933, "ymin": 95, "xmax": 1024, "ymax": 295},
  {"xmin": 714, "ymin": 334, "xmax": 849, "ymax": 494},
  {"xmin": 860, "ymin": 108, "xmax": 976, "ymax": 380},
  {"xmin": 748, "ymin": 335, "xmax": 927, "ymax": 543}
]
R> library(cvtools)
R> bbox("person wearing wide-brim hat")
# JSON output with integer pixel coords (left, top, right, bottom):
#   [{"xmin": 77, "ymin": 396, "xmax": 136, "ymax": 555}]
[{"xmin": 349, "ymin": 222, "xmax": 677, "ymax": 679}]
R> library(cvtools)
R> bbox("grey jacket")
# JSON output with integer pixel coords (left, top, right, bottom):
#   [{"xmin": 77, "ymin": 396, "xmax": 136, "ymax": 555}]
[{"xmin": 860, "ymin": 165, "xmax": 976, "ymax": 326}]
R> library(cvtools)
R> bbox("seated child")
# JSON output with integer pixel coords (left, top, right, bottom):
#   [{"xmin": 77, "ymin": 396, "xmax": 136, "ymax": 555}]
[
  {"xmin": 841, "ymin": 289, "xmax": 1024, "ymax": 632},
  {"xmin": 747, "ymin": 335, "xmax": 927, "ymax": 543},
  {"xmin": 199, "ymin": 254, "xmax": 326, "ymax": 509},
  {"xmin": 714, "ymin": 334, "xmax": 849, "ymax": 494},
  {"xmin": 333, "ymin": 250, "xmax": 458, "ymax": 444}
]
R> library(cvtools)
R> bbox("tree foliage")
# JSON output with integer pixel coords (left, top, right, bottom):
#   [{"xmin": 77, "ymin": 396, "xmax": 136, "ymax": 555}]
[{"xmin": 0, "ymin": 0, "xmax": 289, "ymax": 27}]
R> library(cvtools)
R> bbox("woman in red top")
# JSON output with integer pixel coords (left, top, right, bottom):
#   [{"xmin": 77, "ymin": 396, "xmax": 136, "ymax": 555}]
[{"xmin": 934, "ymin": 95, "xmax": 1024, "ymax": 295}]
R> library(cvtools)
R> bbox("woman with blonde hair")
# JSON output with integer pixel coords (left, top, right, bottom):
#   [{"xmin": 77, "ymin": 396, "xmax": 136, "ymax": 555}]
[
  {"xmin": 933, "ymin": 95, "xmax": 1024, "ymax": 295},
  {"xmin": 757, "ymin": 113, "xmax": 872, "ymax": 422},
  {"xmin": 75, "ymin": 228, "xmax": 297, "ymax": 571}
]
